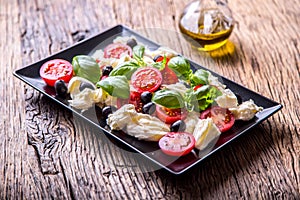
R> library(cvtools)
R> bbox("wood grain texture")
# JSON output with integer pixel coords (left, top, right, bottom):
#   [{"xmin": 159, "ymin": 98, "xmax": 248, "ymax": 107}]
[{"xmin": 1, "ymin": 0, "xmax": 299, "ymax": 199}]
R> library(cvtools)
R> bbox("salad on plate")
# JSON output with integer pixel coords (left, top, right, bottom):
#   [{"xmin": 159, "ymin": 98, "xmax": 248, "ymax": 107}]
[{"xmin": 39, "ymin": 36, "xmax": 263, "ymax": 157}]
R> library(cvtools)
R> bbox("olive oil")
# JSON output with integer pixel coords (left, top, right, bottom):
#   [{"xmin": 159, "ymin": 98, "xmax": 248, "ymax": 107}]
[{"xmin": 179, "ymin": 1, "xmax": 234, "ymax": 51}]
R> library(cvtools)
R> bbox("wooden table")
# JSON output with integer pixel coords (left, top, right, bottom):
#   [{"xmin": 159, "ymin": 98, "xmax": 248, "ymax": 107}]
[{"xmin": 1, "ymin": 0, "xmax": 299, "ymax": 199}]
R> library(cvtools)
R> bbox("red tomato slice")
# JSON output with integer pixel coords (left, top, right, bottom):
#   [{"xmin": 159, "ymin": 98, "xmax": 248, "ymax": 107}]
[
  {"xmin": 159, "ymin": 132, "xmax": 195, "ymax": 157},
  {"xmin": 156, "ymin": 105, "xmax": 188, "ymax": 124},
  {"xmin": 117, "ymin": 91, "xmax": 143, "ymax": 112},
  {"xmin": 131, "ymin": 67, "xmax": 162, "ymax": 93},
  {"xmin": 103, "ymin": 43, "xmax": 132, "ymax": 59},
  {"xmin": 154, "ymin": 56, "xmax": 178, "ymax": 85},
  {"xmin": 161, "ymin": 66, "xmax": 178, "ymax": 85},
  {"xmin": 39, "ymin": 59, "xmax": 73, "ymax": 87},
  {"xmin": 200, "ymin": 106, "xmax": 235, "ymax": 132}
]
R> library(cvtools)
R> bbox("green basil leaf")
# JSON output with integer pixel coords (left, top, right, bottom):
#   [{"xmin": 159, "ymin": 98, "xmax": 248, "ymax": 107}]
[
  {"xmin": 151, "ymin": 62, "xmax": 163, "ymax": 70},
  {"xmin": 184, "ymin": 89, "xmax": 198, "ymax": 112},
  {"xmin": 133, "ymin": 45, "xmax": 145, "ymax": 60},
  {"xmin": 152, "ymin": 90, "xmax": 185, "ymax": 109},
  {"xmin": 190, "ymin": 69, "xmax": 210, "ymax": 86},
  {"xmin": 109, "ymin": 61, "xmax": 140, "ymax": 79},
  {"xmin": 96, "ymin": 76, "xmax": 129, "ymax": 99},
  {"xmin": 184, "ymin": 85, "xmax": 222, "ymax": 111},
  {"xmin": 194, "ymin": 85, "xmax": 215, "ymax": 111},
  {"xmin": 132, "ymin": 45, "xmax": 147, "ymax": 67},
  {"xmin": 193, "ymin": 85, "xmax": 211, "ymax": 97},
  {"xmin": 72, "ymin": 55, "xmax": 101, "ymax": 84},
  {"xmin": 167, "ymin": 56, "xmax": 193, "ymax": 81},
  {"xmin": 159, "ymin": 55, "xmax": 167, "ymax": 70}
]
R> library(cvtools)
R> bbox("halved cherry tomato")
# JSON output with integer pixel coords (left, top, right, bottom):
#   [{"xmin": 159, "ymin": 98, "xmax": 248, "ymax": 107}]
[
  {"xmin": 156, "ymin": 105, "xmax": 188, "ymax": 124},
  {"xmin": 154, "ymin": 56, "xmax": 178, "ymax": 85},
  {"xmin": 117, "ymin": 91, "xmax": 143, "ymax": 112},
  {"xmin": 159, "ymin": 132, "xmax": 195, "ymax": 157},
  {"xmin": 39, "ymin": 59, "xmax": 73, "ymax": 87},
  {"xmin": 161, "ymin": 66, "xmax": 178, "ymax": 85},
  {"xmin": 200, "ymin": 106, "xmax": 235, "ymax": 132},
  {"xmin": 131, "ymin": 67, "xmax": 162, "ymax": 93},
  {"xmin": 103, "ymin": 43, "xmax": 132, "ymax": 59}
]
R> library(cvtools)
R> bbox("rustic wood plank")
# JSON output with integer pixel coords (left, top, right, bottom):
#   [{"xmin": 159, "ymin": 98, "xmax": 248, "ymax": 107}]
[
  {"xmin": 0, "ymin": 0, "xmax": 299, "ymax": 199},
  {"xmin": 0, "ymin": 0, "xmax": 27, "ymax": 198}
]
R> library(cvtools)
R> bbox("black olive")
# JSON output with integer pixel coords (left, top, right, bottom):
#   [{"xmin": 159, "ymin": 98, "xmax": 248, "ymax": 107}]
[
  {"xmin": 102, "ymin": 65, "xmax": 113, "ymax": 76},
  {"xmin": 153, "ymin": 55, "xmax": 163, "ymax": 62},
  {"xmin": 235, "ymin": 93, "xmax": 243, "ymax": 105},
  {"xmin": 142, "ymin": 102, "xmax": 156, "ymax": 115},
  {"xmin": 102, "ymin": 106, "xmax": 117, "ymax": 119},
  {"xmin": 126, "ymin": 38, "xmax": 138, "ymax": 49},
  {"xmin": 79, "ymin": 82, "xmax": 95, "ymax": 91},
  {"xmin": 170, "ymin": 120, "xmax": 186, "ymax": 132},
  {"xmin": 140, "ymin": 91, "xmax": 153, "ymax": 104},
  {"xmin": 54, "ymin": 80, "xmax": 68, "ymax": 97}
]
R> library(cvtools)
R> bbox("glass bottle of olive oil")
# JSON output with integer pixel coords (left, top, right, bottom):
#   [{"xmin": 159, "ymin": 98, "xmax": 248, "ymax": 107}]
[{"xmin": 179, "ymin": 0, "xmax": 235, "ymax": 51}]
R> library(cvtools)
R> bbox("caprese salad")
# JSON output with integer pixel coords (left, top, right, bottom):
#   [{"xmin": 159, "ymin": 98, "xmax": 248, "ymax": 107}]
[{"xmin": 39, "ymin": 36, "xmax": 263, "ymax": 157}]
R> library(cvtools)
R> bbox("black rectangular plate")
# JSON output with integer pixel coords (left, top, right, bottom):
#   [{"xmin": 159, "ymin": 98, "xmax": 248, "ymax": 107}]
[{"xmin": 14, "ymin": 25, "xmax": 282, "ymax": 174}]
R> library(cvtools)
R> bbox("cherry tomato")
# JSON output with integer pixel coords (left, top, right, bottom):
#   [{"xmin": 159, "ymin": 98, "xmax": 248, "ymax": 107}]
[
  {"xmin": 159, "ymin": 132, "xmax": 195, "ymax": 157},
  {"xmin": 161, "ymin": 66, "xmax": 178, "ymax": 85},
  {"xmin": 131, "ymin": 67, "xmax": 162, "ymax": 93},
  {"xmin": 156, "ymin": 105, "xmax": 188, "ymax": 124},
  {"xmin": 103, "ymin": 43, "xmax": 132, "ymax": 59},
  {"xmin": 154, "ymin": 56, "xmax": 178, "ymax": 85},
  {"xmin": 39, "ymin": 59, "xmax": 73, "ymax": 87},
  {"xmin": 117, "ymin": 91, "xmax": 143, "ymax": 112},
  {"xmin": 200, "ymin": 106, "xmax": 235, "ymax": 132}
]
